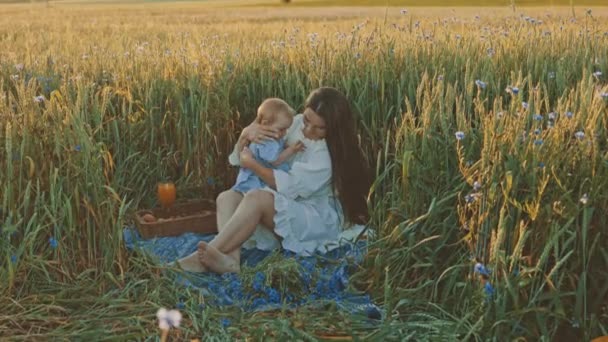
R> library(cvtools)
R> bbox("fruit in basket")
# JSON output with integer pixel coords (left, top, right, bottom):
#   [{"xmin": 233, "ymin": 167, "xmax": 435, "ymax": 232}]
[
  {"xmin": 157, "ymin": 181, "xmax": 176, "ymax": 208},
  {"xmin": 142, "ymin": 213, "xmax": 157, "ymax": 223}
]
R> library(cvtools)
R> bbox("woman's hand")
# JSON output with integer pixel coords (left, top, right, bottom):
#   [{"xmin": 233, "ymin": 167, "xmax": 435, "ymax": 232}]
[
  {"xmin": 239, "ymin": 147, "xmax": 256, "ymax": 169},
  {"xmin": 241, "ymin": 122, "xmax": 280, "ymax": 144}
]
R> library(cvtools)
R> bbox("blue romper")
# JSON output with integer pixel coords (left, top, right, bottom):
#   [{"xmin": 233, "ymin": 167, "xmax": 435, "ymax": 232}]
[{"xmin": 232, "ymin": 138, "xmax": 290, "ymax": 193}]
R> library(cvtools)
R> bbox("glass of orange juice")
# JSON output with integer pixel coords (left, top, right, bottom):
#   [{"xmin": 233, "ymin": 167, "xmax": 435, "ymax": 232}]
[{"xmin": 157, "ymin": 181, "xmax": 176, "ymax": 209}]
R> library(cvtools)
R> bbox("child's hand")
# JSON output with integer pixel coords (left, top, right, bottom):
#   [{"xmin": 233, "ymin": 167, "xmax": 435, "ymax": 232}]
[
  {"xmin": 287, "ymin": 141, "xmax": 306, "ymax": 154},
  {"xmin": 240, "ymin": 147, "xmax": 256, "ymax": 168}
]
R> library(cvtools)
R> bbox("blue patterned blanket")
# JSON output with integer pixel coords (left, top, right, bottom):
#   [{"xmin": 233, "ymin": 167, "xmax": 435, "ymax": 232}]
[{"xmin": 123, "ymin": 227, "xmax": 382, "ymax": 319}]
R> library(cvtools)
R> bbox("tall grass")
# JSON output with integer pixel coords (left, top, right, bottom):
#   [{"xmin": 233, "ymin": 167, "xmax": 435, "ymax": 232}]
[{"xmin": 1, "ymin": 4, "xmax": 607, "ymax": 340}]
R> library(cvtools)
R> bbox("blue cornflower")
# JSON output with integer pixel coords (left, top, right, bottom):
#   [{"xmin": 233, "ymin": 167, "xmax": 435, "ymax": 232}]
[
  {"xmin": 574, "ymin": 131, "xmax": 585, "ymax": 139},
  {"xmin": 228, "ymin": 278, "xmax": 241, "ymax": 290},
  {"xmin": 176, "ymin": 301, "xmax": 185, "ymax": 310},
  {"xmin": 265, "ymin": 287, "xmax": 280, "ymax": 303},
  {"xmin": 74, "ymin": 145, "xmax": 81, "ymax": 152},
  {"xmin": 538, "ymin": 162, "xmax": 545, "ymax": 168},
  {"xmin": 206, "ymin": 177, "xmax": 215, "ymax": 186},
  {"xmin": 10, "ymin": 255, "xmax": 17, "ymax": 263},
  {"xmin": 484, "ymin": 282, "xmax": 495, "ymax": 298},
  {"xmin": 533, "ymin": 114, "xmax": 543, "ymax": 121},
  {"xmin": 455, "ymin": 131, "xmax": 465, "ymax": 140},
  {"xmin": 506, "ymin": 86, "xmax": 519, "ymax": 95},
  {"xmin": 220, "ymin": 318, "xmax": 231, "ymax": 328},
  {"xmin": 566, "ymin": 111, "xmax": 573, "ymax": 119},
  {"xmin": 474, "ymin": 262, "xmax": 491, "ymax": 276},
  {"xmin": 253, "ymin": 272, "xmax": 265, "ymax": 292},
  {"xmin": 49, "ymin": 237, "xmax": 58, "ymax": 249},
  {"xmin": 475, "ymin": 80, "xmax": 487, "ymax": 89},
  {"xmin": 533, "ymin": 129, "xmax": 541, "ymax": 135},
  {"xmin": 534, "ymin": 139, "xmax": 543, "ymax": 146}
]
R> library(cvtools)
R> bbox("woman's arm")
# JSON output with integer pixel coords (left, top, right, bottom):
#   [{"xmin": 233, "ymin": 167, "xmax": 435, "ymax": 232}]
[
  {"xmin": 241, "ymin": 144, "xmax": 332, "ymax": 200},
  {"xmin": 248, "ymin": 160, "xmax": 277, "ymax": 189}
]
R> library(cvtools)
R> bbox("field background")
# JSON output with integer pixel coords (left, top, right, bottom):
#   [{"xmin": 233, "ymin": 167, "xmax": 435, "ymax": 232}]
[
  {"xmin": 2, "ymin": 0, "xmax": 608, "ymax": 5},
  {"xmin": 1, "ymin": 1, "xmax": 607, "ymax": 341}
]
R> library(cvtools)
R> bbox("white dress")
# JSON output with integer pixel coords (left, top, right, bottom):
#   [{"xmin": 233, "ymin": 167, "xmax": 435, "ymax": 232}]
[{"xmin": 228, "ymin": 114, "xmax": 345, "ymax": 256}]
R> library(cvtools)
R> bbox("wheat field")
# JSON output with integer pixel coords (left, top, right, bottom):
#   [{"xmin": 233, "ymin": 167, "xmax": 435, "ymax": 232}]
[{"xmin": 1, "ymin": 2, "xmax": 607, "ymax": 340}]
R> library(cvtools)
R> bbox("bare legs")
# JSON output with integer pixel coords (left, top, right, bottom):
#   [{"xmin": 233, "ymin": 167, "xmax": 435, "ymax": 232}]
[
  {"xmin": 198, "ymin": 190, "xmax": 276, "ymax": 274},
  {"xmin": 177, "ymin": 190, "xmax": 243, "ymax": 272},
  {"xmin": 177, "ymin": 189, "xmax": 276, "ymax": 274}
]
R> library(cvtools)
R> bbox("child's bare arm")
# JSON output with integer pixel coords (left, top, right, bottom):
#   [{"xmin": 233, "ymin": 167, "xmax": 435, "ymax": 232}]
[{"xmin": 270, "ymin": 141, "xmax": 305, "ymax": 167}]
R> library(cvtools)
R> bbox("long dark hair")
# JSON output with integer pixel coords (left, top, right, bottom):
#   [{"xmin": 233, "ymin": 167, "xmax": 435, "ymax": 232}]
[{"xmin": 304, "ymin": 87, "xmax": 371, "ymax": 225}]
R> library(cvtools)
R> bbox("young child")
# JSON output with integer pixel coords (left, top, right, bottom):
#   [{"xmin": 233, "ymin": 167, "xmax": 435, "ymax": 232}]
[{"xmin": 232, "ymin": 98, "xmax": 304, "ymax": 193}]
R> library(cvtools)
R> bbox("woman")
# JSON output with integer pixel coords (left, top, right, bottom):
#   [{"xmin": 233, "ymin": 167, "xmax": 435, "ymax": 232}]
[{"xmin": 178, "ymin": 87, "xmax": 371, "ymax": 274}]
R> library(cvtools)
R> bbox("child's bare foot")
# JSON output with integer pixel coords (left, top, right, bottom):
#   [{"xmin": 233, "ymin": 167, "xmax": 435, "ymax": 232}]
[
  {"xmin": 176, "ymin": 251, "xmax": 207, "ymax": 273},
  {"xmin": 198, "ymin": 242, "xmax": 240, "ymax": 274}
]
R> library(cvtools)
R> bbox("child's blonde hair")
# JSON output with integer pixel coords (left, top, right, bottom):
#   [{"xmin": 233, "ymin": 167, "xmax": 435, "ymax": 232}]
[{"xmin": 256, "ymin": 98, "xmax": 296, "ymax": 124}]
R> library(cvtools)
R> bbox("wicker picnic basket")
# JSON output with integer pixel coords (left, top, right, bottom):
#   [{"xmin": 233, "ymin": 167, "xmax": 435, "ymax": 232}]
[{"xmin": 134, "ymin": 199, "xmax": 218, "ymax": 239}]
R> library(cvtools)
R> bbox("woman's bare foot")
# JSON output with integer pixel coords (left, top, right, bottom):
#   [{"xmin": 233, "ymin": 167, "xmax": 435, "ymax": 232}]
[
  {"xmin": 176, "ymin": 251, "xmax": 207, "ymax": 273},
  {"xmin": 198, "ymin": 242, "xmax": 240, "ymax": 274}
]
